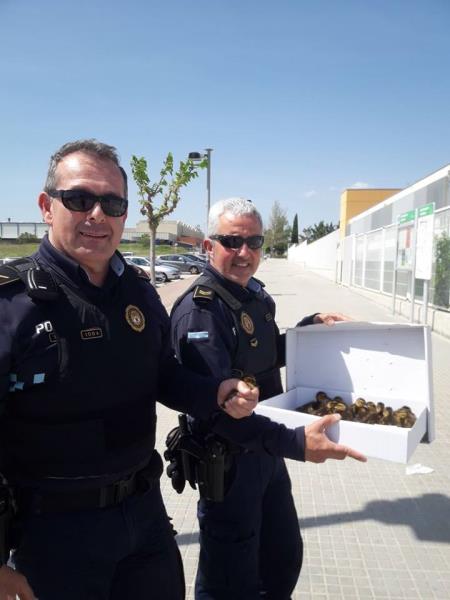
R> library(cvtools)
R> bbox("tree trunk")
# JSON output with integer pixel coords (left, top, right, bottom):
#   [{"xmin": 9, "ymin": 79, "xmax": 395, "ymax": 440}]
[{"xmin": 149, "ymin": 225, "xmax": 157, "ymax": 285}]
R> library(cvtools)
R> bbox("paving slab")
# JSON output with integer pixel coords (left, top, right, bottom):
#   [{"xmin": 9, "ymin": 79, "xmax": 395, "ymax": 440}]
[{"xmin": 156, "ymin": 259, "xmax": 450, "ymax": 599}]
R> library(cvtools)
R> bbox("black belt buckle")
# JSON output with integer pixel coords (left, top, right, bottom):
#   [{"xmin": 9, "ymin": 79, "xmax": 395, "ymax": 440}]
[{"xmin": 100, "ymin": 475, "xmax": 136, "ymax": 508}]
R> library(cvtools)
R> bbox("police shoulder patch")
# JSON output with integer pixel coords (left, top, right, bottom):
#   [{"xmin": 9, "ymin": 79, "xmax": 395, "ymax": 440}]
[
  {"xmin": 0, "ymin": 265, "xmax": 21, "ymax": 287},
  {"xmin": 193, "ymin": 285, "xmax": 215, "ymax": 302}
]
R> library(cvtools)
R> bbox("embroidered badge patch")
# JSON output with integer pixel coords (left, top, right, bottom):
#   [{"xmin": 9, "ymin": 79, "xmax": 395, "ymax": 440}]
[
  {"xmin": 187, "ymin": 331, "xmax": 209, "ymax": 341},
  {"xmin": 193, "ymin": 286, "xmax": 213, "ymax": 300},
  {"xmin": 80, "ymin": 327, "xmax": 103, "ymax": 340},
  {"xmin": 240, "ymin": 311, "xmax": 255, "ymax": 335},
  {"xmin": 125, "ymin": 305, "xmax": 146, "ymax": 332}
]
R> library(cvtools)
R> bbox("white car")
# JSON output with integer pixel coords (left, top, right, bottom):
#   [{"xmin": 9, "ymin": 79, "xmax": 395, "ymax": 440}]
[
  {"xmin": 125, "ymin": 256, "xmax": 181, "ymax": 282},
  {"xmin": 0, "ymin": 256, "xmax": 22, "ymax": 265}
]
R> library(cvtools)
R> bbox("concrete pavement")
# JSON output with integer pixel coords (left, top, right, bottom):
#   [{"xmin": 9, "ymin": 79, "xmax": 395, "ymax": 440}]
[{"xmin": 156, "ymin": 259, "xmax": 450, "ymax": 600}]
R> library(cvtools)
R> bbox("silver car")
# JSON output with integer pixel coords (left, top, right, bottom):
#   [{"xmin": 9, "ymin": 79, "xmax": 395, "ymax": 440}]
[
  {"xmin": 157, "ymin": 254, "xmax": 203, "ymax": 274},
  {"xmin": 180, "ymin": 253, "xmax": 208, "ymax": 266},
  {"xmin": 125, "ymin": 256, "xmax": 181, "ymax": 282}
]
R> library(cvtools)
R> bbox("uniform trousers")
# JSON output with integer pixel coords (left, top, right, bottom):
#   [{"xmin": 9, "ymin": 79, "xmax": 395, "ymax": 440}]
[
  {"xmin": 11, "ymin": 483, "xmax": 185, "ymax": 600},
  {"xmin": 195, "ymin": 451, "xmax": 303, "ymax": 600}
]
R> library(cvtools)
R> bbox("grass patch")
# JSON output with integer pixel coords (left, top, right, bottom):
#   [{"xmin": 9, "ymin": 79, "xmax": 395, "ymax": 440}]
[
  {"xmin": 0, "ymin": 240, "xmax": 195, "ymax": 259},
  {"xmin": 0, "ymin": 242, "xmax": 40, "ymax": 257}
]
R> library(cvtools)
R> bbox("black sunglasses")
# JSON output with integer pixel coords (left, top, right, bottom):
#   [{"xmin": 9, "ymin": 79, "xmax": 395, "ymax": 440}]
[
  {"xmin": 48, "ymin": 189, "xmax": 128, "ymax": 217},
  {"xmin": 210, "ymin": 234, "xmax": 265, "ymax": 250}
]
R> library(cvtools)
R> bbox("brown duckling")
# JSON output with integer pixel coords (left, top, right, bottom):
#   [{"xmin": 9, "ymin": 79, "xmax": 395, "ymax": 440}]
[
  {"xmin": 380, "ymin": 406, "xmax": 393, "ymax": 425},
  {"xmin": 392, "ymin": 406, "xmax": 416, "ymax": 428}
]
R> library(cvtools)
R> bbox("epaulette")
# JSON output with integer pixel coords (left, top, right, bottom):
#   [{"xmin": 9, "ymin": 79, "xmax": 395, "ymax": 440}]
[
  {"xmin": 0, "ymin": 258, "xmax": 58, "ymax": 301},
  {"xmin": 252, "ymin": 276, "xmax": 266, "ymax": 288},
  {"xmin": 129, "ymin": 264, "xmax": 151, "ymax": 282},
  {"xmin": 193, "ymin": 285, "xmax": 215, "ymax": 302}
]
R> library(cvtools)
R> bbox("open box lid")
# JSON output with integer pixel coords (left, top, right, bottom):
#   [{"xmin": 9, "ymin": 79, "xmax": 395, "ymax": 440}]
[{"xmin": 285, "ymin": 321, "xmax": 434, "ymax": 442}]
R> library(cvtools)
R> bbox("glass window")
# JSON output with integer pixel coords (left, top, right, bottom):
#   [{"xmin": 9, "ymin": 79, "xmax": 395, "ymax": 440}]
[
  {"xmin": 364, "ymin": 230, "xmax": 383, "ymax": 291},
  {"xmin": 354, "ymin": 236, "xmax": 364, "ymax": 286},
  {"xmin": 383, "ymin": 226, "xmax": 396, "ymax": 294}
]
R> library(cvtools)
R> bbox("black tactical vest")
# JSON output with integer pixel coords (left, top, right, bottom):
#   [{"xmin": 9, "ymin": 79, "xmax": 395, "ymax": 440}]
[
  {"xmin": 0, "ymin": 259, "xmax": 161, "ymax": 483},
  {"xmin": 174, "ymin": 273, "xmax": 283, "ymax": 400}
]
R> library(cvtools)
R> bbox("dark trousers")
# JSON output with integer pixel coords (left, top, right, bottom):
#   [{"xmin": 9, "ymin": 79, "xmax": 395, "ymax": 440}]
[
  {"xmin": 195, "ymin": 453, "xmax": 303, "ymax": 600},
  {"xmin": 11, "ymin": 483, "xmax": 185, "ymax": 600}
]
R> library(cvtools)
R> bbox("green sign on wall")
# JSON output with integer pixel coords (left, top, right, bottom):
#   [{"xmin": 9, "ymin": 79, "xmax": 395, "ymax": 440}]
[
  {"xmin": 398, "ymin": 209, "xmax": 416, "ymax": 225},
  {"xmin": 418, "ymin": 203, "xmax": 434, "ymax": 218}
]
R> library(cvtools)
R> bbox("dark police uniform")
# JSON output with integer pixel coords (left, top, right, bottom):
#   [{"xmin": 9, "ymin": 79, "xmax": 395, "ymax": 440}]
[
  {"xmin": 0, "ymin": 236, "xmax": 231, "ymax": 600},
  {"xmin": 171, "ymin": 264, "xmax": 316, "ymax": 600}
]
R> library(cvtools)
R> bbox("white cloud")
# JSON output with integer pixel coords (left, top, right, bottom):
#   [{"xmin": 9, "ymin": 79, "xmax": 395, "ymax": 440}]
[
  {"xmin": 304, "ymin": 189, "xmax": 317, "ymax": 198},
  {"xmin": 349, "ymin": 181, "xmax": 370, "ymax": 189}
]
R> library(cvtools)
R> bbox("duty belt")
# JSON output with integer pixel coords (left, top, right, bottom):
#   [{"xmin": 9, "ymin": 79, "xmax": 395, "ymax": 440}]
[{"xmin": 17, "ymin": 455, "xmax": 163, "ymax": 514}]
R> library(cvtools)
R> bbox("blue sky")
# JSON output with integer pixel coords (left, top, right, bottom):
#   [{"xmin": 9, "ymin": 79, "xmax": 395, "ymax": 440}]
[{"xmin": 1, "ymin": 0, "xmax": 449, "ymax": 233}]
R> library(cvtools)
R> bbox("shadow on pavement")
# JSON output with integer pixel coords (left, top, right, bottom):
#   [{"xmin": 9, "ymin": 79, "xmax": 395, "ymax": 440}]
[
  {"xmin": 174, "ymin": 493, "xmax": 450, "ymax": 546},
  {"xmin": 298, "ymin": 493, "xmax": 450, "ymax": 543}
]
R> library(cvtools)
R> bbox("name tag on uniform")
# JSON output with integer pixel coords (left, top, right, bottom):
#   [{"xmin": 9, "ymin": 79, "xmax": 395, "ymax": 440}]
[
  {"xmin": 187, "ymin": 331, "xmax": 209, "ymax": 342},
  {"xmin": 80, "ymin": 327, "xmax": 103, "ymax": 340}
]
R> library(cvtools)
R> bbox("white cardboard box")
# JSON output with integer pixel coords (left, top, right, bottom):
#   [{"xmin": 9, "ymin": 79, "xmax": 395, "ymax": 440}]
[{"xmin": 255, "ymin": 322, "xmax": 434, "ymax": 463}]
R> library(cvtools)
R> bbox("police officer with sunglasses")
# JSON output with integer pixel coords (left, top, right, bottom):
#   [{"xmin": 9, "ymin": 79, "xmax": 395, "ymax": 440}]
[
  {"xmin": 0, "ymin": 142, "xmax": 264, "ymax": 600},
  {"xmin": 170, "ymin": 197, "xmax": 366, "ymax": 600}
]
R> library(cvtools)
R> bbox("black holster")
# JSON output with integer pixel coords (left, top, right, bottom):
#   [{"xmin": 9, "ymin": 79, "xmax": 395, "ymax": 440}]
[
  {"xmin": 164, "ymin": 415, "xmax": 227, "ymax": 502},
  {"xmin": 196, "ymin": 436, "xmax": 226, "ymax": 502}
]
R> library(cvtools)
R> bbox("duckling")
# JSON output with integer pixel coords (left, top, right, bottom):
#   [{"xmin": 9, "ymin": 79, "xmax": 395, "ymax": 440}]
[
  {"xmin": 392, "ymin": 406, "xmax": 416, "ymax": 428},
  {"xmin": 242, "ymin": 375, "xmax": 257, "ymax": 389},
  {"xmin": 330, "ymin": 400, "xmax": 350, "ymax": 421},
  {"xmin": 380, "ymin": 406, "xmax": 393, "ymax": 425},
  {"xmin": 352, "ymin": 397, "xmax": 367, "ymax": 421},
  {"xmin": 376, "ymin": 402, "xmax": 385, "ymax": 416},
  {"xmin": 325, "ymin": 400, "xmax": 338, "ymax": 414}
]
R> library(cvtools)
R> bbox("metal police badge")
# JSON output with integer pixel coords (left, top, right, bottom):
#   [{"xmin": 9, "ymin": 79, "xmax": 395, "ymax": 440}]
[
  {"xmin": 240, "ymin": 311, "xmax": 255, "ymax": 335},
  {"xmin": 125, "ymin": 305, "xmax": 146, "ymax": 332}
]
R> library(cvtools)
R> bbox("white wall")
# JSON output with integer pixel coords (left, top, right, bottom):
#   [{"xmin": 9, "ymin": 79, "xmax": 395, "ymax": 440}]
[{"xmin": 288, "ymin": 230, "xmax": 339, "ymax": 281}]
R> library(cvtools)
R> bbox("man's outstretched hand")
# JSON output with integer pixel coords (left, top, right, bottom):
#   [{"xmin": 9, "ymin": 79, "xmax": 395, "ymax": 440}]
[
  {"xmin": 218, "ymin": 378, "xmax": 259, "ymax": 419},
  {"xmin": 304, "ymin": 414, "xmax": 367, "ymax": 463},
  {"xmin": 313, "ymin": 312, "xmax": 352, "ymax": 326}
]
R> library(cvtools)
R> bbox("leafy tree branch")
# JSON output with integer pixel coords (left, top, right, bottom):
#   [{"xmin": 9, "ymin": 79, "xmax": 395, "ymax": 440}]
[{"xmin": 131, "ymin": 153, "xmax": 206, "ymax": 283}]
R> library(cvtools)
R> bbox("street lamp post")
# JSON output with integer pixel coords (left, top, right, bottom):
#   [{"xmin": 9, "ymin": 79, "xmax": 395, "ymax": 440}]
[{"xmin": 188, "ymin": 148, "xmax": 213, "ymax": 237}]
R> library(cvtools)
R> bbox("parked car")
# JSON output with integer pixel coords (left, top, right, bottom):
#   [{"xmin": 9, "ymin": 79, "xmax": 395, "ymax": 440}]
[
  {"xmin": 157, "ymin": 254, "xmax": 204, "ymax": 274},
  {"xmin": 180, "ymin": 253, "xmax": 208, "ymax": 265},
  {"xmin": 1, "ymin": 256, "xmax": 22, "ymax": 264},
  {"xmin": 125, "ymin": 256, "xmax": 181, "ymax": 282}
]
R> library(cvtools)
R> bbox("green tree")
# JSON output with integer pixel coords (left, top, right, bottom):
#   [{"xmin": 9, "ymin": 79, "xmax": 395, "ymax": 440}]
[
  {"xmin": 301, "ymin": 220, "xmax": 338, "ymax": 243},
  {"xmin": 265, "ymin": 201, "xmax": 290, "ymax": 256},
  {"xmin": 138, "ymin": 233, "xmax": 150, "ymax": 245},
  {"xmin": 290, "ymin": 213, "xmax": 299, "ymax": 244},
  {"xmin": 17, "ymin": 232, "xmax": 39, "ymax": 244},
  {"xmin": 433, "ymin": 232, "xmax": 450, "ymax": 308},
  {"xmin": 131, "ymin": 153, "xmax": 206, "ymax": 283}
]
